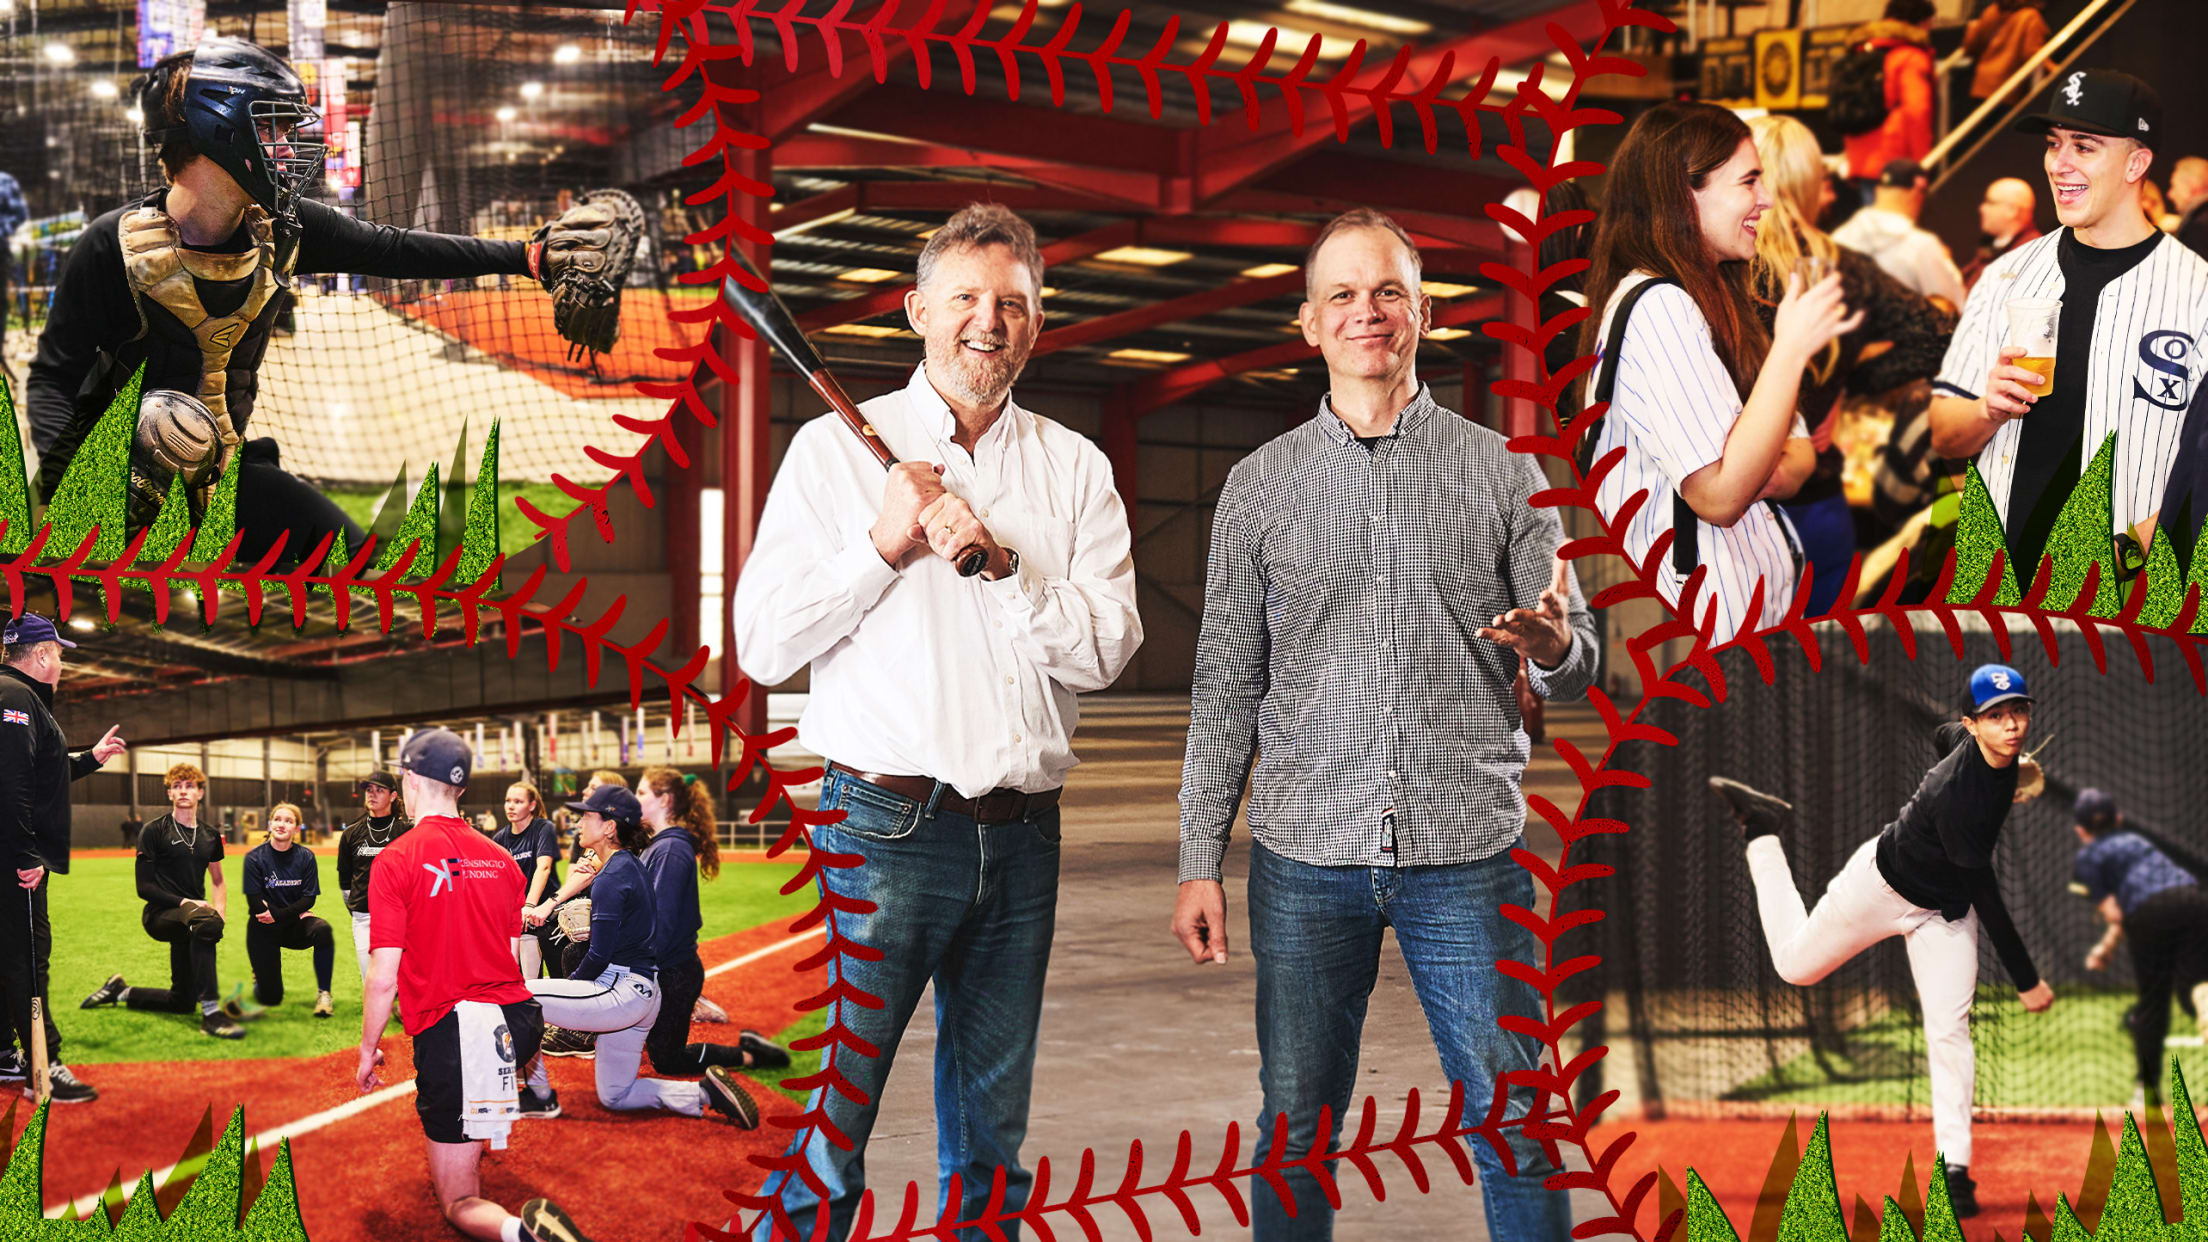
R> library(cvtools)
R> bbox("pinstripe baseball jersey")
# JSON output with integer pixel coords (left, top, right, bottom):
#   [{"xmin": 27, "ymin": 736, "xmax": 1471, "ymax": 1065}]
[
  {"xmin": 1588, "ymin": 272, "xmax": 1809, "ymax": 642},
  {"xmin": 1934, "ymin": 229, "xmax": 2208, "ymax": 539}
]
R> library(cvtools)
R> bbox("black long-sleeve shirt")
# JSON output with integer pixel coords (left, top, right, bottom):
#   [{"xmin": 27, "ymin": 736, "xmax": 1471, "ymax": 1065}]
[
  {"xmin": 0, "ymin": 665, "xmax": 100, "ymax": 875},
  {"xmin": 26, "ymin": 190, "xmax": 529, "ymax": 486},
  {"xmin": 335, "ymin": 812, "xmax": 410, "ymax": 915},
  {"xmin": 242, "ymin": 840, "xmax": 321, "ymax": 920},
  {"xmin": 640, "ymin": 826, "xmax": 703, "ymax": 965},
  {"xmin": 1875, "ymin": 721, "xmax": 2039, "ymax": 990},
  {"xmin": 571, "ymin": 848, "xmax": 658, "ymax": 981}
]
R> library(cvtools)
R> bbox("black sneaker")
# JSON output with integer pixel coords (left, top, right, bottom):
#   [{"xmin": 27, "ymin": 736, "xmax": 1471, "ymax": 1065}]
[
  {"xmin": 540, "ymin": 1027, "xmax": 597, "ymax": 1058},
  {"xmin": 520, "ymin": 1198, "xmax": 598, "ymax": 1242},
  {"xmin": 703, "ymin": 1065, "xmax": 760, "ymax": 1129},
  {"xmin": 0, "ymin": 1050, "xmax": 25, "ymax": 1083},
  {"xmin": 518, "ymin": 1085, "xmax": 561, "ymax": 1119},
  {"xmin": 81, "ymin": 975, "xmax": 126, "ymax": 1009},
  {"xmin": 1709, "ymin": 777, "xmax": 1794, "ymax": 841},
  {"xmin": 739, "ymin": 1029, "xmax": 792, "ymax": 1069},
  {"xmin": 44, "ymin": 1065, "xmax": 97, "ymax": 1104},
  {"xmin": 1944, "ymin": 1164, "xmax": 1980, "ymax": 1218},
  {"xmin": 200, "ymin": 1011, "xmax": 247, "ymax": 1040}
]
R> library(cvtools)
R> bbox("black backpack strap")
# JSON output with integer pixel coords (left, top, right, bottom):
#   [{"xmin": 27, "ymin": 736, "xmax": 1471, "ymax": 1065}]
[{"xmin": 1591, "ymin": 277, "xmax": 1699, "ymax": 574}]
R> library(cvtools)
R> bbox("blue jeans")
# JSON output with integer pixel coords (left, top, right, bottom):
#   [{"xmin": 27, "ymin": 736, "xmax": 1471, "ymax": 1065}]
[
  {"xmin": 1248, "ymin": 840, "xmax": 1572, "ymax": 1242},
  {"xmin": 756, "ymin": 769, "xmax": 1061, "ymax": 1242}
]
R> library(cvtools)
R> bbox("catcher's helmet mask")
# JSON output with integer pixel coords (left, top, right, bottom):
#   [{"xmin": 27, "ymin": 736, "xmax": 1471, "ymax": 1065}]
[{"xmin": 137, "ymin": 39, "xmax": 325, "ymax": 225}]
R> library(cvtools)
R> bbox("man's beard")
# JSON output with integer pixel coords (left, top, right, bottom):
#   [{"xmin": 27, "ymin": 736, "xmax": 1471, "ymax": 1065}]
[{"xmin": 928, "ymin": 335, "xmax": 1025, "ymax": 409}]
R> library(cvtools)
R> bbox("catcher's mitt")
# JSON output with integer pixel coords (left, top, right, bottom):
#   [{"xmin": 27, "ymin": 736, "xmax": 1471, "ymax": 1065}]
[
  {"xmin": 554, "ymin": 898, "xmax": 594, "ymax": 943},
  {"xmin": 2014, "ymin": 757, "xmax": 2045, "ymax": 804},
  {"xmin": 530, "ymin": 187, "xmax": 645, "ymax": 360}
]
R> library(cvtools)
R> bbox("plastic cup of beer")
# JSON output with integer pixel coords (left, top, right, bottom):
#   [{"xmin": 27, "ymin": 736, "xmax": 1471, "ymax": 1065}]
[
  {"xmin": 1793, "ymin": 254, "xmax": 1834, "ymax": 289},
  {"xmin": 2004, "ymin": 297, "xmax": 2061, "ymax": 390}
]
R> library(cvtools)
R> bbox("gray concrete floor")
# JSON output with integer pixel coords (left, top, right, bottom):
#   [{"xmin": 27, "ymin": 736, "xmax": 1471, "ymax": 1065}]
[{"xmin": 768, "ymin": 693, "xmax": 1626, "ymax": 1241}]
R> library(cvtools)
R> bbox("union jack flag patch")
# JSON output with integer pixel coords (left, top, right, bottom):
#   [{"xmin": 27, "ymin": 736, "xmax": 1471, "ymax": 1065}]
[{"xmin": 2, "ymin": 709, "xmax": 29, "ymax": 726}]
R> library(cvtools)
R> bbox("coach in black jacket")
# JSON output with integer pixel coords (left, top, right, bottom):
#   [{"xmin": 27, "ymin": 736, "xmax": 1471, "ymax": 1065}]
[{"xmin": 0, "ymin": 614, "xmax": 127, "ymax": 1104}]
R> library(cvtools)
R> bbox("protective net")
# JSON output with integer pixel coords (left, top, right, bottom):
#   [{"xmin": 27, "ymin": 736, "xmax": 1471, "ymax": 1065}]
[
  {"xmin": 3, "ymin": 2, "xmax": 704, "ymax": 545},
  {"xmin": 1595, "ymin": 622, "xmax": 2208, "ymax": 1122}
]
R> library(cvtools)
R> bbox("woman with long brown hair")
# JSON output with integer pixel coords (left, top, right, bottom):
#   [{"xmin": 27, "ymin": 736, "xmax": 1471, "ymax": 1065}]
[
  {"xmin": 1581, "ymin": 101, "xmax": 1862, "ymax": 642},
  {"xmin": 637, "ymin": 765, "xmax": 790, "ymax": 1077},
  {"xmin": 491, "ymin": 781, "xmax": 560, "ymax": 978},
  {"xmin": 1748, "ymin": 114, "xmax": 1956, "ymax": 617}
]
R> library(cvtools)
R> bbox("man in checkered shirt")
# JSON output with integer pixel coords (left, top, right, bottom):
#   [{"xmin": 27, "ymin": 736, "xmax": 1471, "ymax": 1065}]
[{"xmin": 1171, "ymin": 209, "xmax": 1596, "ymax": 1242}]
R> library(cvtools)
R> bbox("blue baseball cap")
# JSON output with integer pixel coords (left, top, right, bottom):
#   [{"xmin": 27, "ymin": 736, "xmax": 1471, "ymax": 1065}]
[
  {"xmin": 564, "ymin": 784, "xmax": 642, "ymax": 827},
  {"xmin": 1967, "ymin": 663, "xmax": 2033, "ymax": 713},
  {"xmin": 2, "ymin": 614, "xmax": 76, "ymax": 649},
  {"xmin": 398, "ymin": 727, "xmax": 473, "ymax": 788}
]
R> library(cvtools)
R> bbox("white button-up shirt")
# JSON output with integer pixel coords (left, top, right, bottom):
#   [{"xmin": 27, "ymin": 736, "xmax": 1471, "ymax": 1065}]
[{"xmin": 731, "ymin": 365, "xmax": 1143, "ymax": 796}]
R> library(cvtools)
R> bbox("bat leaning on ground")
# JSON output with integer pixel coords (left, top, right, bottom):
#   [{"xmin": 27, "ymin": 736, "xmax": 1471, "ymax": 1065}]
[
  {"xmin": 718, "ymin": 255, "xmax": 989, "ymax": 578},
  {"xmin": 29, "ymin": 997, "xmax": 47, "ymax": 1105}
]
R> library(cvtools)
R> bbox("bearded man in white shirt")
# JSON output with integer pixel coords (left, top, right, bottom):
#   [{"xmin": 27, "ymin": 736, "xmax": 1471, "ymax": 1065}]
[{"xmin": 731, "ymin": 203, "xmax": 1143, "ymax": 1242}]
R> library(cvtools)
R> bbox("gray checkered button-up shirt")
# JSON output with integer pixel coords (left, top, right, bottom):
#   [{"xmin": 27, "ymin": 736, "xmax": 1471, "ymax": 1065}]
[{"xmin": 1178, "ymin": 386, "xmax": 1598, "ymax": 883}]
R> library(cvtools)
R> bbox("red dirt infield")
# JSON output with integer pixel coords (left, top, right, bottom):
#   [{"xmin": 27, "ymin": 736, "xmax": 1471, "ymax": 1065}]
[{"xmin": 26, "ymin": 919, "xmax": 819, "ymax": 1241}]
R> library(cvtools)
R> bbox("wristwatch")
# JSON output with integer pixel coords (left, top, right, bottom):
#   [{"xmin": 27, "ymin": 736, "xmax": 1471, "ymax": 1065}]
[{"xmin": 991, "ymin": 547, "xmax": 1020, "ymax": 581}]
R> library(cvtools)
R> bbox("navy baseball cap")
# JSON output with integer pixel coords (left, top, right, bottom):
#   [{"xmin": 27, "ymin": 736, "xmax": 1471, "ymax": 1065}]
[
  {"xmin": 565, "ymin": 784, "xmax": 642, "ymax": 827},
  {"xmin": 2074, "ymin": 788, "xmax": 2118, "ymax": 825},
  {"xmin": 2018, "ymin": 69, "xmax": 2162, "ymax": 150},
  {"xmin": 398, "ymin": 728, "xmax": 473, "ymax": 788},
  {"xmin": 2, "ymin": 614, "xmax": 76, "ymax": 649},
  {"xmin": 1878, "ymin": 159, "xmax": 1929, "ymax": 188},
  {"xmin": 1967, "ymin": 663, "xmax": 2033, "ymax": 712},
  {"xmin": 359, "ymin": 770, "xmax": 400, "ymax": 794}
]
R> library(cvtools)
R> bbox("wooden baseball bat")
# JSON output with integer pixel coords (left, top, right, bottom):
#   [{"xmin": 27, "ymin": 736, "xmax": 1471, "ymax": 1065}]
[
  {"xmin": 718, "ymin": 256, "xmax": 989, "ymax": 578},
  {"xmin": 29, "ymin": 996, "xmax": 47, "ymax": 1106}
]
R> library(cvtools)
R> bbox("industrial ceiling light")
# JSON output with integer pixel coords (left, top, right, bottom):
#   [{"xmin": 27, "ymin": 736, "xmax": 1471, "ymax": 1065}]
[
  {"xmin": 1282, "ymin": 0, "xmax": 1430, "ymax": 36},
  {"xmin": 1240, "ymin": 263, "xmax": 1298, "ymax": 279},
  {"xmin": 1106, "ymin": 347, "xmax": 1192, "ymax": 364},
  {"xmin": 1093, "ymin": 245, "xmax": 1193, "ymax": 267}
]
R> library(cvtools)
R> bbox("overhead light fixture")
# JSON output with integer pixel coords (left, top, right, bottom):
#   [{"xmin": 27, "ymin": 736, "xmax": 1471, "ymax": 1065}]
[
  {"xmin": 1093, "ymin": 245, "xmax": 1192, "ymax": 268},
  {"xmin": 554, "ymin": 44, "xmax": 584, "ymax": 65},
  {"xmin": 1422, "ymin": 281, "xmax": 1477, "ymax": 299},
  {"xmin": 90, "ymin": 79, "xmax": 118, "ymax": 100},
  {"xmin": 1105, "ymin": 347, "xmax": 1191, "ymax": 365},
  {"xmin": 1217, "ymin": 21, "xmax": 1346, "ymax": 58},
  {"xmin": 68, "ymin": 617, "xmax": 96, "ymax": 633},
  {"xmin": 1283, "ymin": 0, "xmax": 1430, "ymax": 35},
  {"xmin": 125, "ymin": 107, "xmax": 144, "ymax": 125},
  {"xmin": 1038, "ymin": 286, "xmax": 1059, "ymax": 298},
  {"xmin": 837, "ymin": 267, "xmax": 901, "ymax": 283},
  {"xmin": 496, "ymin": 105, "xmax": 517, "ymax": 123},
  {"xmin": 824, "ymin": 323, "xmax": 905, "ymax": 338},
  {"xmin": 42, "ymin": 42, "xmax": 75, "ymax": 66},
  {"xmin": 519, "ymin": 81, "xmax": 544, "ymax": 101},
  {"xmin": 1427, "ymin": 327, "xmax": 1473, "ymax": 341},
  {"xmin": 1240, "ymin": 262, "xmax": 1298, "ymax": 279}
]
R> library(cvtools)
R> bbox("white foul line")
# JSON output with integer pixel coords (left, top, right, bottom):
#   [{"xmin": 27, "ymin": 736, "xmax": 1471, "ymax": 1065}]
[{"xmin": 48, "ymin": 927, "xmax": 823, "ymax": 1220}]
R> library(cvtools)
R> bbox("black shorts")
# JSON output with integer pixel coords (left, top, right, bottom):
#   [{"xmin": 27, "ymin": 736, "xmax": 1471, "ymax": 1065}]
[{"xmin": 411, "ymin": 998, "xmax": 544, "ymax": 1145}]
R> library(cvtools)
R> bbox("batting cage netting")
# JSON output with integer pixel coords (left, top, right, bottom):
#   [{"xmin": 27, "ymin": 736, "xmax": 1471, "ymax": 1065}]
[
  {"xmin": 1593, "ymin": 621, "xmax": 2208, "ymax": 1124},
  {"xmin": 3, "ymin": 2, "xmax": 708, "ymax": 545}
]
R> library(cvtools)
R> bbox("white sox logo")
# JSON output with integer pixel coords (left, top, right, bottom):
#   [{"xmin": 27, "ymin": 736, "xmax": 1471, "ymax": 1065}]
[
  {"xmin": 2062, "ymin": 72, "xmax": 2085, "ymax": 107},
  {"xmin": 1990, "ymin": 670, "xmax": 2012, "ymax": 691},
  {"xmin": 2135, "ymin": 330, "xmax": 2194, "ymax": 412}
]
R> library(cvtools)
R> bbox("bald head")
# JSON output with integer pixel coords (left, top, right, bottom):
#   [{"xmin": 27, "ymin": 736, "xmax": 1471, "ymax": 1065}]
[
  {"xmin": 2173, "ymin": 157, "xmax": 2208, "ymax": 215},
  {"xmin": 1979, "ymin": 177, "xmax": 2037, "ymax": 244}
]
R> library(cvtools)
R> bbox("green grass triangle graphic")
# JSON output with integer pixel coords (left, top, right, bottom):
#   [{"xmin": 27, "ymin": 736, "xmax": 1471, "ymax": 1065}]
[
  {"xmin": 456, "ymin": 420, "xmax": 502, "ymax": 592},
  {"xmin": 1686, "ymin": 1168, "xmax": 1745, "ymax": 1242},
  {"xmin": 376, "ymin": 461, "xmax": 441, "ymax": 575},
  {"xmin": 2037, "ymin": 431, "xmax": 2121, "ymax": 615},
  {"xmin": 1950, "ymin": 463, "xmax": 2021, "ymax": 605},
  {"xmin": 186, "ymin": 452, "xmax": 242, "ymax": 564},
  {"xmin": 143, "ymin": 471, "xmax": 195, "ymax": 564},
  {"xmin": 0, "ymin": 376, "xmax": 32, "ymax": 554},
  {"xmin": 42, "ymin": 361, "xmax": 143, "ymax": 562},
  {"xmin": 1776, "ymin": 1114, "xmax": 1845, "ymax": 1242}
]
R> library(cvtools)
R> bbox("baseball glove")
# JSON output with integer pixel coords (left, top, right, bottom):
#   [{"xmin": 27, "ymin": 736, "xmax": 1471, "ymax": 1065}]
[
  {"xmin": 555, "ymin": 898, "xmax": 594, "ymax": 943},
  {"xmin": 530, "ymin": 187, "xmax": 645, "ymax": 360},
  {"xmin": 2014, "ymin": 757, "xmax": 2045, "ymax": 804}
]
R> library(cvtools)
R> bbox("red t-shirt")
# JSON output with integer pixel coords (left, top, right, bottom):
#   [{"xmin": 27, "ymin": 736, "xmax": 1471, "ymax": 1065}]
[{"xmin": 368, "ymin": 814, "xmax": 531, "ymax": 1036}]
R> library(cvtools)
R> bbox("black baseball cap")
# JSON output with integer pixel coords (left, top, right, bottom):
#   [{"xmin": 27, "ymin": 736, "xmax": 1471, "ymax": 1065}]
[
  {"xmin": 2, "ymin": 614, "xmax": 76, "ymax": 649},
  {"xmin": 1878, "ymin": 159, "xmax": 1929, "ymax": 188},
  {"xmin": 2017, "ymin": 69, "xmax": 2163, "ymax": 150},
  {"xmin": 2074, "ymin": 788, "xmax": 2118, "ymax": 824},
  {"xmin": 398, "ymin": 727, "xmax": 473, "ymax": 789},
  {"xmin": 564, "ymin": 784, "xmax": 642, "ymax": 827},
  {"xmin": 360, "ymin": 770, "xmax": 400, "ymax": 794}
]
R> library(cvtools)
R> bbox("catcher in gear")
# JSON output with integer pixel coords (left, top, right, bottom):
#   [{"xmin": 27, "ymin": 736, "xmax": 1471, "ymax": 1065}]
[
  {"xmin": 2071, "ymin": 788, "xmax": 2208, "ymax": 1109},
  {"xmin": 24, "ymin": 37, "xmax": 640, "ymax": 568},
  {"xmin": 1706, "ymin": 662, "xmax": 2051, "ymax": 1220}
]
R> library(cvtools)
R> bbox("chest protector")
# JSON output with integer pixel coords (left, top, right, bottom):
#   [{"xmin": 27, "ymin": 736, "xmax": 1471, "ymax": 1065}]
[{"xmin": 117, "ymin": 203, "xmax": 293, "ymax": 439}]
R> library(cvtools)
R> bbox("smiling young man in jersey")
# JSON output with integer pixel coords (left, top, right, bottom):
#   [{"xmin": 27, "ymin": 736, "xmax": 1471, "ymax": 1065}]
[{"xmin": 1929, "ymin": 70, "xmax": 2208, "ymax": 582}]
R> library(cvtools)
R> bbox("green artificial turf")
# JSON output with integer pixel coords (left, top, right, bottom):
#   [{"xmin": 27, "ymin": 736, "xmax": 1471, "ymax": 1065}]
[
  {"xmin": 1723, "ymin": 985, "xmax": 2205, "ymax": 1111},
  {"xmin": 46, "ymin": 850, "xmax": 813, "ymax": 1066}
]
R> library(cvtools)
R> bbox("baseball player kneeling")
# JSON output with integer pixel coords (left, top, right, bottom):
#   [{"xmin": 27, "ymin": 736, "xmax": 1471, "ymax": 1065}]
[
  {"xmin": 513, "ymin": 784, "xmax": 758, "ymax": 1128},
  {"xmin": 1709, "ymin": 663, "xmax": 2053, "ymax": 1219}
]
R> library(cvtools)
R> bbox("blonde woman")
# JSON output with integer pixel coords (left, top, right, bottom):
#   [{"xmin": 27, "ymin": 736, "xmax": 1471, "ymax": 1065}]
[
  {"xmin": 1747, "ymin": 114, "xmax": 1954, "ymax": 617},
  {"xmin": 491, "ymin": 782, "xmax": 560, "ymax": 978},
  {"xmin": 240, "ymin": 802, "xmax": 336, "ymax": 1016}
]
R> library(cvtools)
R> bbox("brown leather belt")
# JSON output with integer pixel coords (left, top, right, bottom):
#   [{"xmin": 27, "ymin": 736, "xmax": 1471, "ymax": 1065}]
[{"xmin": 827, "ymin": 762, "xmax": 1061, "ymax": 822}]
